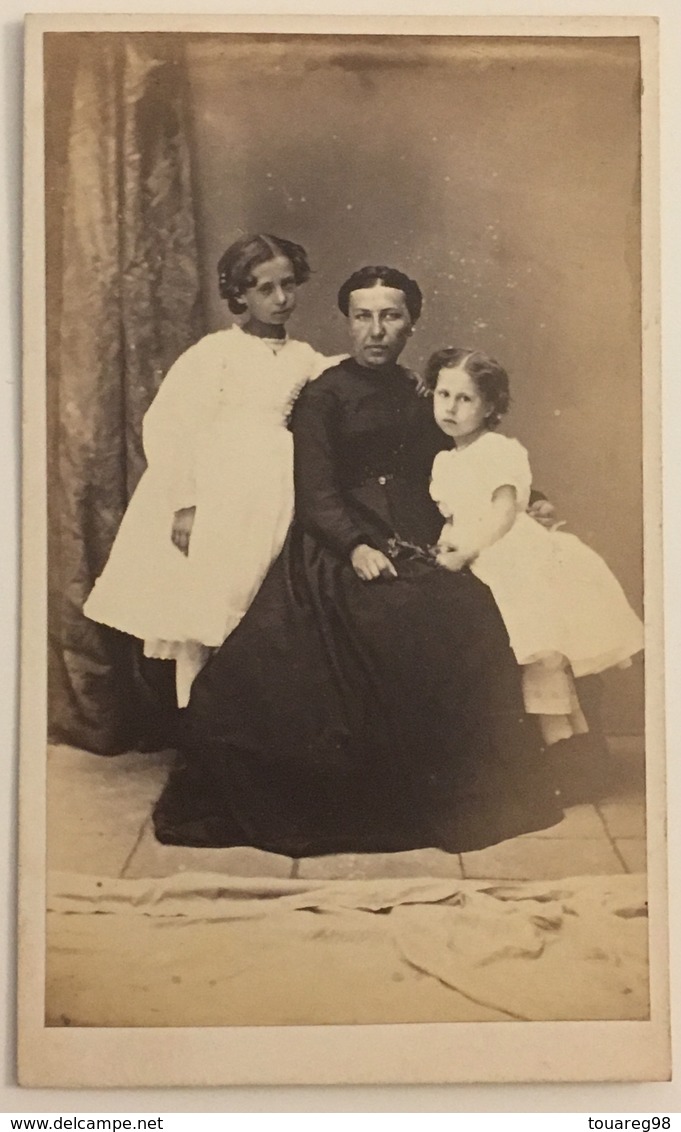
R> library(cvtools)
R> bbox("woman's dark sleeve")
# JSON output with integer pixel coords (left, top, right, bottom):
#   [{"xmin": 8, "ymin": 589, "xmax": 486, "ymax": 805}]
[{"xmin": 291, "ymin": 384, "xmax": 371, "ymax": 559}]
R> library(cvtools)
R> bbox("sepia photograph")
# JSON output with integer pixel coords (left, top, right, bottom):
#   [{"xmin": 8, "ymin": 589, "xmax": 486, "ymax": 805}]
[{"xmin": 18, "ymin": 13, "xmax": 669, "ymax": 1088}]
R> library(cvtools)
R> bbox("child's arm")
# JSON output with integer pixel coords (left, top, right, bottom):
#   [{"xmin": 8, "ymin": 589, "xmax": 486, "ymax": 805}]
[
  {"xmin": 436, "ymin": 484, "xmax": 517, "ymax": 572},
  {"xmin": 143, "ymin": 337, "xmax": 218, "ymax": 553},
  {"xmin": 142, "ymin": 337, "xmax": 216, "ymax": 513}
]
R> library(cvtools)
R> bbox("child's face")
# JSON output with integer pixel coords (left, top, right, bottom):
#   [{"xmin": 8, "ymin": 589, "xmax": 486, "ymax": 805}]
[
  {"xmin": 433, "ymin": 365, "xmax": 491, "ymax": 445},
  {"xmin": 240, "ymin": 255, "xmax": 298, "ymax": 327}
]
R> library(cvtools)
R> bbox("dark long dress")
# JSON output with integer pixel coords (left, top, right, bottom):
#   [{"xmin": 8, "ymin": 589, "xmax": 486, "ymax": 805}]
[{"xmin": 153, "ymin": 358, "xmax": 563, "ymax": 855}]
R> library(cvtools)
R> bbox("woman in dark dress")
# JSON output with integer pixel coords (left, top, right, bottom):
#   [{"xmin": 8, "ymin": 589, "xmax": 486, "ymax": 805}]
[{"xmin": 153, "ymin": 267, "xmax": 564, "ymax": 855}]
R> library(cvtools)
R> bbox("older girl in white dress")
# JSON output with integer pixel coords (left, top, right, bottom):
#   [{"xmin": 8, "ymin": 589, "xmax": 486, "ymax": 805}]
[
  {"xmin": 426, "ymin": 347, "xmax": 644, "ymax": 745},
  {"xmin": 84, "ymin": 234, "xmax": 343, "ymax": 706}
]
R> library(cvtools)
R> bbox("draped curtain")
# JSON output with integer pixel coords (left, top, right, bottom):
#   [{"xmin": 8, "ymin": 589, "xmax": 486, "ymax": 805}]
[{"xmin": 46, "ymin": 35, "xmax": 205, "ymax": 754}]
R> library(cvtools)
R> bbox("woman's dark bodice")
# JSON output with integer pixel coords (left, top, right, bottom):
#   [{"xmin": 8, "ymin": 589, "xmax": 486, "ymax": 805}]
[{"xmin": 291, "ymin": 357, "xmax": 450, "ymax": 557}]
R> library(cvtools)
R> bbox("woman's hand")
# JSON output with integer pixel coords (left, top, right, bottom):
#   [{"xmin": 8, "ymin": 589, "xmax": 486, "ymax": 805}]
[
  {"xmin": 351, "ymin": 544, "xmax": 398, "ymax": 582},
  {"xmin": 435, "ymin": 547, "xmax": 473, "ymax": 572},
  {"xmin": 528, "ymin": 499, "xmax": 558, "ymax": 530},
  {"xmin": 171, "ymin": 506, "xmax": 196, "ymax": 555},
  {"xmin": 405, "ymin": 368, "xmax": 430, "ymax": 397}
]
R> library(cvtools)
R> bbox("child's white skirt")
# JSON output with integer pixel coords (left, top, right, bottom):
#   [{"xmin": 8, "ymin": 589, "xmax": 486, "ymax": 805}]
[
  {"xmin": 84, "ymin": 413, "xmax": 294, "ymax": 654},
  {"xmin": 469, "ymin": 513, "xmax": 644, "ymax": 678}
]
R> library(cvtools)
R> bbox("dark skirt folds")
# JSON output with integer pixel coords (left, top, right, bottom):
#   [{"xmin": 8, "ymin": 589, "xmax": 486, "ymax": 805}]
[{"xmin": 152, "ymin": 527, "xmax": 563, "ymax": 856}]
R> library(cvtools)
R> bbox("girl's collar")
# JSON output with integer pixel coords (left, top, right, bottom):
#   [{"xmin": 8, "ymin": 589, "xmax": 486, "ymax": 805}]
[
  {"xmin": 452, "ymin": 429, "xmax": 496, "ymax": 453},
  {"xmin": 233, "ymin": 323, "xmax": 289, "ymax": 352},
  {"xmin": 236, "ymin": 321, "xmax": 288, "ymax": 343}
]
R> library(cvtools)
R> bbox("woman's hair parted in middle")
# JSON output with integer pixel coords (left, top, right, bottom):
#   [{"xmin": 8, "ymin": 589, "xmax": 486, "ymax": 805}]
[
  {"xmin": 217, "ymin": 234, "xmax": 312, "ymax": 314},
  {"xmin": 424, "ymin": 347, "xmax": 511, "ymax": 430},
  {"xmin": 337, "ymin": 266, "xmax": 424, "ymax": 323}
]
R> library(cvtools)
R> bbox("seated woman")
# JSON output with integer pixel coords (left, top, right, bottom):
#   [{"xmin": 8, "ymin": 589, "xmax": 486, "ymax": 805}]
[{"xmin": 153, "ymin": 266, "xmax": 564, "ymax": 856}]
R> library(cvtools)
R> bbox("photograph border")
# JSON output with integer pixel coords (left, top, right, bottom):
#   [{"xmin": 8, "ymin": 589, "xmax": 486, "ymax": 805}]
[{"xmin": 18, "ymin": 11, "xmax": 669, "ymax": 1089}]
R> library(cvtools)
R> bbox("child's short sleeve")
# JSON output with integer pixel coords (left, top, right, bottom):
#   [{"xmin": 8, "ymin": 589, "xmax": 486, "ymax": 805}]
[
  {"xmin": 483, "ymin": 435, "xmax": 532, "ymax": 511},
  {"xmin": 429, "ymin": 450, "xmax": 454, "ymax": 518}
]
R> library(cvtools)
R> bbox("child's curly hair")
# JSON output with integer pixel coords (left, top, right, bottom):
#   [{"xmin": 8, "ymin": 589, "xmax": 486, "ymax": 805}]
[
  {"xmin": 217, "ymin": 234, "xmax": 311, "ymax": 315},
  {"xmin": 423, "ymin": 346, "xmax": 511, "ymax": 430}
]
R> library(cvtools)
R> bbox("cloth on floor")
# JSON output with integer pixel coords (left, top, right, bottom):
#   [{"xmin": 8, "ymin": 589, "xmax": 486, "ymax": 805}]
[{"xmin": 46, "ymin": 870, "xmax": 649, "ymax": 1028}]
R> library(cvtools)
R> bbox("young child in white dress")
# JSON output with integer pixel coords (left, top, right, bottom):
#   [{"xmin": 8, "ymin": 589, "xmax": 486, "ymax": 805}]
[
  {"xmin": 84, "ymin": 234, "xmax": 344, "ymax": 706},
  {"xmin": 425, "ymin": 346, "xmax": 644, "ymax": 745}
]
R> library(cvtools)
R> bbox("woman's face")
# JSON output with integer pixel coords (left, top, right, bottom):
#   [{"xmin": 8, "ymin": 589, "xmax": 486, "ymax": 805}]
[
  {"xmin": 240, "ymin": 255, "xmax": 298, "ymax": 328},
  {"xmin": 347, "ymin": 285, "xmax": 413, "ymax": 368}
]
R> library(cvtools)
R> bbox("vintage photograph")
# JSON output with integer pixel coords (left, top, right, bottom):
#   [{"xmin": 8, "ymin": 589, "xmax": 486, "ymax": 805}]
[{"xmin": 19, "ymin": 15, "xmax": 668, "ymax": 1087}]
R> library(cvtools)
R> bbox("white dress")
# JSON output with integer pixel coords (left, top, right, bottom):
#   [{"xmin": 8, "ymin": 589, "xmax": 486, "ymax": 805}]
[
  {"xmin": 84, "ymin": 326, "xmax": 341, "ymax": 701},
  {"xmin": 430, "ymin": 432, "xmax": 644, "ymax": 698}
]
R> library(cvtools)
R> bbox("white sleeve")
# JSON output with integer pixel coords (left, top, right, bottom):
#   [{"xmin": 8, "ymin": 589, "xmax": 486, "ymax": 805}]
[
  {"xmin": 484, "ymin": 436, "xmax": 533, "ymax": 511},
  {"xmin": 306, "ymin": 347, "xmax": 349, "ymax": 381},
  {"xmin": 429, "ymin": 451, "xmax": 454, "ymax": 518},
  {"xmin": 142, "ymin": 338, "xmax": 217, "ymax": 511}
]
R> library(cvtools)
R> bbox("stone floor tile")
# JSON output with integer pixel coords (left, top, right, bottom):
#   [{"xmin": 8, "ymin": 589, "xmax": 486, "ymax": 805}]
[
  {"xmin": 46, "ymin": 740, "xmax": 647, "ymax": 886},
  {"xmin": 614, "ymin": 839, "xmax": 648, "ymax": 873},
  {"xmin": 603, "ymin": 737, "xmax": 646, "ymax": 799},
  {"xmin": 124, "ymin": 821, "xmax": 293, "ymax": 879},
  {"xmin": 598, "ymin": 798, "xmax": 646, "ymax": 839},
  {"xmin": 47, "ymin": 745, "xmax": 175, "ymax": 877},
  {"xmin": 461, "ymin": 837, "xmax": 625, "ymax": 881},
  {"xmin": 521, "ymin": 804, "xmax": 605, "ymax": 840},
  {"xmin": 297, "ymin": 849, "xmax": 463, "ymax": 881}
]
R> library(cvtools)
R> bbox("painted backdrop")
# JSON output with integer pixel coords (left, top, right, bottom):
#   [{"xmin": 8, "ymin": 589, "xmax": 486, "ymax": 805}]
[{"xmin": 187, "ymin": 34, "xmax": 644, "ymax": 732}]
